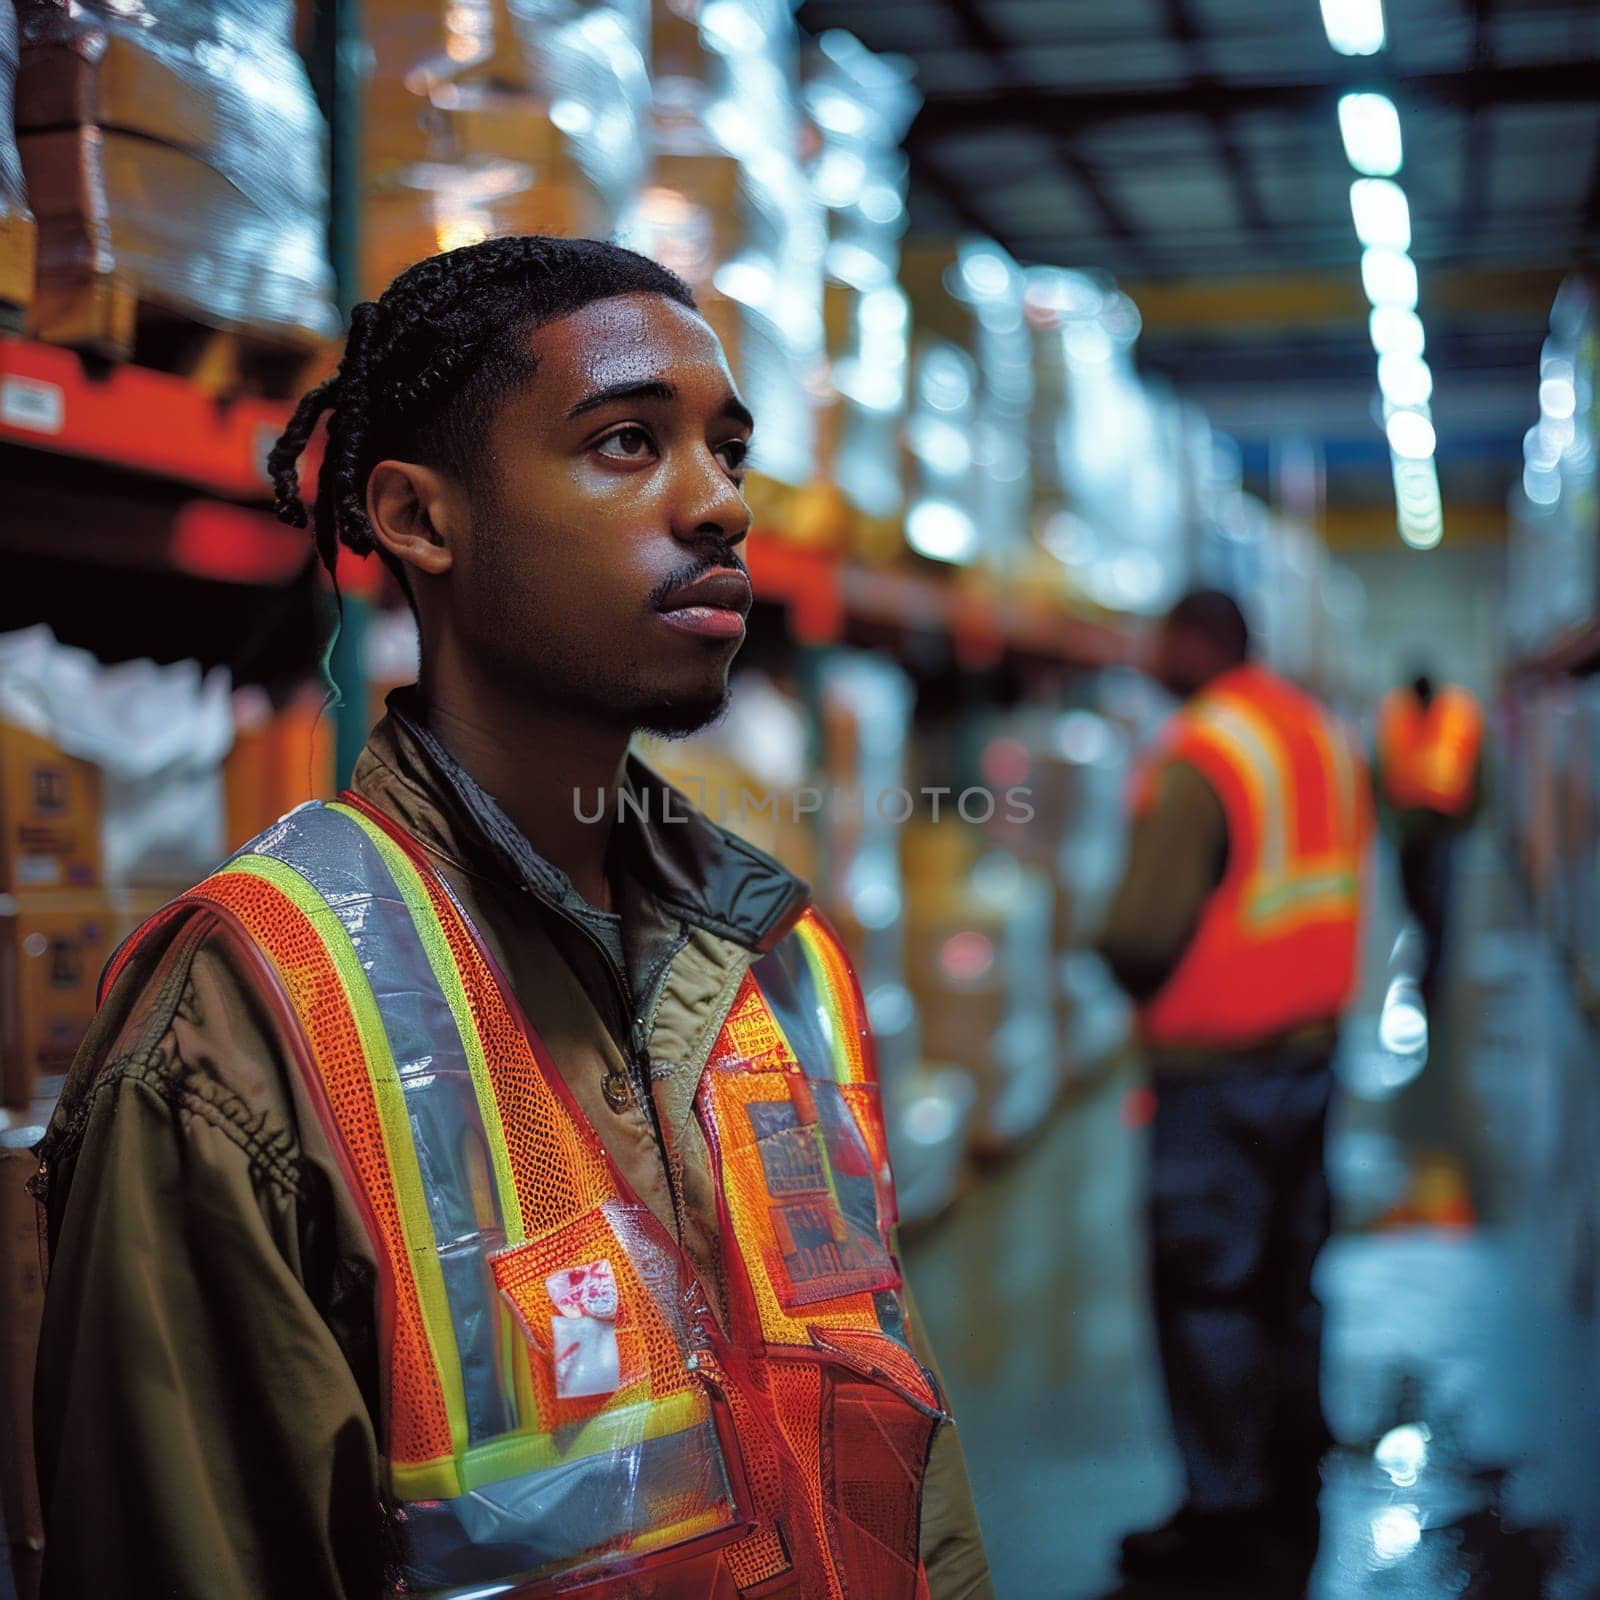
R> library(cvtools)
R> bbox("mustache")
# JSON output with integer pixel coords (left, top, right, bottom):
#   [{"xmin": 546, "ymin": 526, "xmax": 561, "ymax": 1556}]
[{"xmin": 647, "ymin": 550, "xmax": 750, "ymax": 609}]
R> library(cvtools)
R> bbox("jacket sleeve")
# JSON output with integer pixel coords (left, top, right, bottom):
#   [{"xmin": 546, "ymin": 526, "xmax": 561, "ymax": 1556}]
[
  {"xmin": 903, "ymin": 1277, "xmax": 995, "ymax": 1600},
  {"xmin": 32, "ymin": 910, "xmax": 386, "ymax": 1600},
  {"xmin": 1096, "ymin": 759, "xmax": 1228, "ymax": 1003}
]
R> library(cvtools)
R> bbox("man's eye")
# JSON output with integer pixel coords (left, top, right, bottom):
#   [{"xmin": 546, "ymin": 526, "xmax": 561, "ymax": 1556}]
[
  {"xmin": 717, "ymin": 439, "xmax": 750, "ymax": 474},
  {"xmin": 596, "ymin": 426, "xmax": 654, "ymax": 460}
]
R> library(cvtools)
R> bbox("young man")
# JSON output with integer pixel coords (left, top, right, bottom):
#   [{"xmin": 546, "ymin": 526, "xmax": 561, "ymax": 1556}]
[
  {"xmin": 33, "ymin": 237, "xmax": 991, "ymax": 1600},
  {"xmin": 1097, "ymin": 591, "xmax": 1369, "ymax": 1596}
]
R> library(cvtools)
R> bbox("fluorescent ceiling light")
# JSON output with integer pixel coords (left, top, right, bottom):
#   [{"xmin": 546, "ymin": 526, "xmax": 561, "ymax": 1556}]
[
  {"xmin": 1338, "ymin": 93, "xmax": 1403, "ymax": 175},
  {"xmin": 1320, "ymin": 0, "xmax": 1386, "ymax": 55},
  {"xmin": 1386, "ymin": 409, "xmax": 1436, "ymax": 460},
  {"xmin": 1350, "ymin": 179, "xmax": 1411, "ymax": 248},
  {"xmin": 1378, "ymin": 354, "xmax": 1433, "ymax": 408},
  {"xmin": 1370, "ymin": 306, "xmax": 1425, "ymax": 358},
  {"xmin": 1361, "ymin": 247, "xmax": 1419, "ymax": 309}
]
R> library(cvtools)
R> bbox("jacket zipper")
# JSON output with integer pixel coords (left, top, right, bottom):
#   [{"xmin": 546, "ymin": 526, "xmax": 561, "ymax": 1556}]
[{"xmin": 524, "ymin": 885, "xmax": 692, "ymax": 1246}]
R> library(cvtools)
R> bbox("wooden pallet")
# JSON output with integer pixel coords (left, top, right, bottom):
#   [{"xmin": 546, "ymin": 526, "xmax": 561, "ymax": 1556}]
[{"xmin": 26, "ymin": 272, "xmax": 333, "ymax": 401}]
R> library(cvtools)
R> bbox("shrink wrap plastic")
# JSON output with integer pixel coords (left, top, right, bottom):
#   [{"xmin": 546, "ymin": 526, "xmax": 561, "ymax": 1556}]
[
  {"xmin": 1025, "ymin": 266, "xmax": 1187, "ymax": 612},
  {"xmin": 0, "ymin": 627, "xmax": 232, "ymax": 888},
  {"xmin": 804, "ymin": 31, "xmax": 918, "ymax": 531},
  {"xmin": 509, "ymin": 0, "xmax": 651, "ymax": 230},
  {"xmin": 644, "ymin": 0, "xmax": 824, "ymax": 488},
  {"xmin": 0, "ymin": 5, "xmax": 32, "ymax": 291},
  {"xmin": 361, "ymin": 0, "xmax": 647, "ymax": 293},
  {"xmin": 16, "ymin": 0, "xmax": 338, "ymax": 341}
]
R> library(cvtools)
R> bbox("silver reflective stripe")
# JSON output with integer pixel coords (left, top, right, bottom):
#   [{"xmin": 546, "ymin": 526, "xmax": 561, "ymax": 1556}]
[
  {"xmin": 251, "ymin": 803, "xmax": 514, "ymax": 1443},
  {"xmin": 401, "ymin": 1417, "xmax": 731, "ymax": 1595}
]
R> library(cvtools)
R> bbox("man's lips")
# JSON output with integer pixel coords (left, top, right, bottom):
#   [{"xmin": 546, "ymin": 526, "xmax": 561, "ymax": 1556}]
[{"xmin": 655, "ymin": 568, "xmax": 754, "ymax": 618}]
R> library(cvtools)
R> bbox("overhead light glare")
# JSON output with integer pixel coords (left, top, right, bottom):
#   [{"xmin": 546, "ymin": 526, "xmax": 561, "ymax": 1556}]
[
  {"xmin": 1350, "ymin": 179, "xmax": 1411, "ymax": 248},
  {"xmin": 1386, "ymin": 409, "xmax": 1436, "ymax": 460},
  {"xmin": 1523, "ymin": 462, "xmax": 1561, "ymax": 507},
  {"xmin": 1539, "ymin": 375, "xmax": 1577, "ymax": 421},
  {"xmin": 1320, "ymin": 0, "xmax": 1386, "ymax": 56},
  {"xmin": 1370, "ymin": 306, "xmax": 1425, "ymax": 357},
  {"xmin": 1378, "ymin": 354, "xmax": 1433, "ymax": 408},
  {"xmin": 1361, "ymin": 247, "xmax": 1418, "ymax": 309},
  {"xmin": 1338, "ymin": 93, "xmax": 1403, "ymax": 175}
]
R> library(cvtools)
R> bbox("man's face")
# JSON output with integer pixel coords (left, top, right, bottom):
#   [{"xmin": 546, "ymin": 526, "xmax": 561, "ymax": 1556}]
[{"xmin": 449, "ymin": 292, "xmax": 754, "ymax": 738}]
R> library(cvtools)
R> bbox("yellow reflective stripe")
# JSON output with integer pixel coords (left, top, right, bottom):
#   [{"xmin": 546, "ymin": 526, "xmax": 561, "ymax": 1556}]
[
  {"xmin": 220, "ymin": 854, "xmax": 471, "ymax": 1460},
  {"xmin": 1193, "ymin": 698, "xmax": 1289, "ymax": 880},
  {"xmin": 329, "ymin": 803, "xmax": 526, "ymax": 1246},
  {"xmin": 390, "ymin": 1386, "xmax": 711, "ymax": 1500},
  {"xmin": 1244, "ymin": 870, "xmax": 1360, "ymax": 927}
]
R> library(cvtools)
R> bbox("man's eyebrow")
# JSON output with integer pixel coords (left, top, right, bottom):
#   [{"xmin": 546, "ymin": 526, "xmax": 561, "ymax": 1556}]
[
  {"xmin": 564, "ymin": 380, "xmax": 755, "ymax": 432},
  {"xmin": 566, "ymin": 379, "xmax": 676, "ymax": 420}
]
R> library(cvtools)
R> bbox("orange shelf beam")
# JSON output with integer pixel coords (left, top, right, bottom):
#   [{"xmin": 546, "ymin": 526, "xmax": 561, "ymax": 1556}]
[{"xmin": 0, "ymin": 335, "xmax": 287, "ymax": 499}]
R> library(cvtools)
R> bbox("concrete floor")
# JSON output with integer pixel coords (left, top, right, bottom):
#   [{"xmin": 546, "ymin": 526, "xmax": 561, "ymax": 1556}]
[{"xmin": 906, "ymin": 834, "xmax": 1600, "ymax": 1599}]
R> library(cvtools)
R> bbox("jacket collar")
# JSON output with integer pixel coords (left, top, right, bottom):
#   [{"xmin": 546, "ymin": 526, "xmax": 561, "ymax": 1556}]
[{"xmin": 352, "ymin": 688, "xmax": 810, "ymax": 955}]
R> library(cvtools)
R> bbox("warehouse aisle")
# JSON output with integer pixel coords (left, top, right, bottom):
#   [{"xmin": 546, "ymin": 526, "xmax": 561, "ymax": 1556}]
[{"xmin": 906, "ymin": 832, "xmax": 1600, "ymax": 1600}]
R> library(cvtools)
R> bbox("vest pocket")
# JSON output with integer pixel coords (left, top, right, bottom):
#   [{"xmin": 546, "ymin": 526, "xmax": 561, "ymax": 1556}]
[{"xmin": 491, "ymin": 1199, "xmax": 712, "ymax": 1434}]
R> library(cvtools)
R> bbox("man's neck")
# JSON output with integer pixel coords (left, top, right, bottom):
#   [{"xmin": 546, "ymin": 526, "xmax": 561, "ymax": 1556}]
[{"xmin": 419, "ymin": 669, "xmax": 630, "ymax": 913}]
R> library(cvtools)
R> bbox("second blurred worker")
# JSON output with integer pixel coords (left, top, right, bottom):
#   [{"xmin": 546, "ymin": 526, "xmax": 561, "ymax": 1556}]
[{"xmin": 1098, "ymin": 590, "xmax": 1370, "ymax": 1594}]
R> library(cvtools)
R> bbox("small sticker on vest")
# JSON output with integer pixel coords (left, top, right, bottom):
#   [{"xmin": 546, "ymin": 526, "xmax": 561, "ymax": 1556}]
[
  {"xmin": 547, "ymin": 1259, "xmax": 620, "ymax": 1398},
  {"xmin": 1, "ymin": 376, "xmax": 65, "ymax": 435},
  {"xmin": 747, "ymin": 1101, "xmax": 826, "ymax": 1195},
  {"xmin": 770, "ymin": 1199, "xmax": 894, "ymax": 1302}
]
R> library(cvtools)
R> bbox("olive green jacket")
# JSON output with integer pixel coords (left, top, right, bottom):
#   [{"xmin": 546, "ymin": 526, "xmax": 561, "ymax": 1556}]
[{"xmin": 32, "ymin": 696, "xmax": 992, "ymax": 1599}]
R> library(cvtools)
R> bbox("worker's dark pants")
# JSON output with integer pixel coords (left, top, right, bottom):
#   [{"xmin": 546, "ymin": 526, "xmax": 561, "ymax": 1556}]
[
  {"xmin": 1398, "ymin": 833, "xmax": 1456, "ymax": 1013},
  {"xmin": 1148, "ymin": 1048, "xmax": 1336, "ymax": 1537}
]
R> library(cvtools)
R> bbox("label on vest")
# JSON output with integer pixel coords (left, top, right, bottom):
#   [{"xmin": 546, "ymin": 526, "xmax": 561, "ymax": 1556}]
[
  {"xmin": 746, "ymin": 1099, "xmax": 896, "ymax": 1306},
  {"xmin": 548, "ymin": 1259, "xmax": 621, "ymax": 1399}
]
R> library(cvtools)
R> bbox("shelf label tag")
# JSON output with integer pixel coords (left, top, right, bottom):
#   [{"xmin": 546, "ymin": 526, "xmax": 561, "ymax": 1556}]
[{"xmin": 1, "ymin": 376, "xmax": 65, "ymax": 436}]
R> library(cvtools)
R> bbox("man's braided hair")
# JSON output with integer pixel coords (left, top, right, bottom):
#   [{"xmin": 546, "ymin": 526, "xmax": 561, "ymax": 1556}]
[{"xmin": 268, "ymin": 235, "xmax": 697, "ymax": 586}]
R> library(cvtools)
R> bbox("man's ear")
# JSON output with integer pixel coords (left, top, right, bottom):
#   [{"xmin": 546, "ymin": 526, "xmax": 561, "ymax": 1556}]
[{"xmin": 367, "ymin": 460, "xmax": 458, "ymax": 578}]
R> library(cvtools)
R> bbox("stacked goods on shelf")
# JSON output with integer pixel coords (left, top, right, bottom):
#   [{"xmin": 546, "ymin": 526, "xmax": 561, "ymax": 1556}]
[
  {"xmin": 642, "ymin": 0, "xmax": 824, "ymax": 503},
  {"xmin": 903, "ymin": 335, "xmax": 984, "ymax": 569},
  {"xmin": 223, "ymin": 686, "xmax": 336, "ymax": 854},
  {"xmin": 900, "ymin": 239, "xmax": 1031, "ymax": 577},
  {"xmin": 634, "ymin": 662, "xmax": 819, "ymax": 889},
  {"xmin": 813, "ymin": 651, "xmax": 975, "ymax": 1221},
  {"xmin": 1022, "ymin": 265, "xmax": 1189, "ymax": 614},
  {"xmin": 0, "ymin": 4, "xmax": 34, "ymax": 321},
  {"xmin": 13, "ymin": 0, "xmax": 338, "ymax": 383},
  {"xmin": 1505, "ymin": 278, "xmax": 1600, "ymax": 971},
  {"xmin": 901, "ymin": 822, "xmax": 1057, "ymax": 1155},
  {"xmin": 0, "ymin": 628, "xmax": 236, "ymax": 1110},
  {"xmin": 361, "ymin": 0, "xmax": 650, "ymax": 298},
  {"xmin": 800, "ymin": 30, "xmax": 918, "ymax": 560},
  {"xmin": 1, "ymin": 1123, "xmax": 44, "ymax": 1600},
  {"xmin": 980, "ymin": 702, "xmax": 1136, "ymax": 1084}
]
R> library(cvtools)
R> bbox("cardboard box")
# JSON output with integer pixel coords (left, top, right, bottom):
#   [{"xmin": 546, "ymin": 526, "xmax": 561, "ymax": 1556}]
[
  {"xmin": 0, "ymin": 1126, "xmax": 45, "ymax": 1600},
  {"xmin": 223, "ymin": 693, "xmax": 336, "ymax": 856},
  {"xmin": 20, "ymin": 128, "xmax": 330, "ymax": 345},
  {"xmin": 361, "ymin": 176, "xmax": 591, "ymax": 299},
  {"xmin": 0, "ymin": 891, "xmax": 114, "ymax": 1109},
  {"xmin": 0, "ymin": 206, "xmax": 35, "ymax": 313},
  {"xmin": 0, "ymin": 723, "xmax": 102, "ymax": 893},
  {"xmin": 17, "ymin": 36, "xmax": 226, "ymax": 157}
]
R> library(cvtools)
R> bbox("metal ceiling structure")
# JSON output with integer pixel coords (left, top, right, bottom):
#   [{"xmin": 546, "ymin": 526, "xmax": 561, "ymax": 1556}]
[{"xmin": 796, "ymin": 0, "xmax": 1600, "ymax": 500}]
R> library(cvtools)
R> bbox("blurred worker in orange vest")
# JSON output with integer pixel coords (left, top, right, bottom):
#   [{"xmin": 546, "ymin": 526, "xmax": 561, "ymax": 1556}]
[
  {"xmin": 1097, "ymin": 590, "xmax": 1370, "ymax": 1596},
  {"xmin": 1374, "ymin": 672, "xmax": 1486, "ymax": 1011}
]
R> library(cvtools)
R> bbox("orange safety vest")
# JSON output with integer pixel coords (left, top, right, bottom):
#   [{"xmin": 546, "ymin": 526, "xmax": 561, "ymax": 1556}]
[
  {"xmin": 1132, "ymin": 664, "xmax": 1369, "ymax": 1049},
  {"xmin": 104, "ymin": 798, "xmax": 943, "ymax": 1599},
  {"xmin": 1377, "ymin": 685, "xmax": 1484, "ymax": 817}
]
